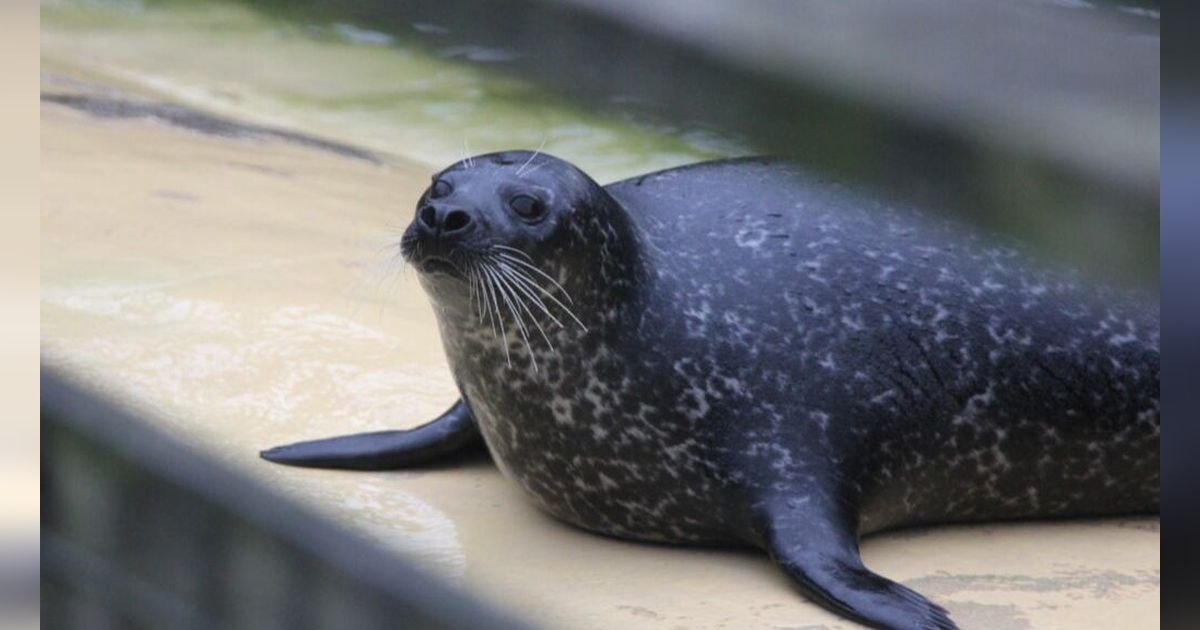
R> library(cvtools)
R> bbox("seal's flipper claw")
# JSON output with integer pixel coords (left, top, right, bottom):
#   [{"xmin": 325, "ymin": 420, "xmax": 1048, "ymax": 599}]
[
  {"xmin": 773, "ymin": 553, "xmax": 957, "ymax": 630},
  {"xmin": 261, "ymin": 400, "xmax": 479, "ymax": 470},
  {"xmin": 758, "ymin": 498, "xmax": 957, "ymax": 630}
]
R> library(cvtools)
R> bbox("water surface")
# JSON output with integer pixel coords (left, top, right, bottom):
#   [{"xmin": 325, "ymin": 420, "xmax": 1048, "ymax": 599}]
[{"xmin": 43, "ymin": 0, "xmax": 745, "ymax": 181}]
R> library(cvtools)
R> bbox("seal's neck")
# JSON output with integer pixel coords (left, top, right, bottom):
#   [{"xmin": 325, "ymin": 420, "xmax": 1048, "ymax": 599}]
[{"xmin": 554, "ymin": 191, "xmax": 649, "ymax": 318}]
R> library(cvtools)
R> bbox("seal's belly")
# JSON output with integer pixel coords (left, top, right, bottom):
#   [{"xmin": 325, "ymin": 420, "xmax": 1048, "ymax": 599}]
[{"xmin": 462, "ymin": 380, "xmax": 738, "ymax": 545}]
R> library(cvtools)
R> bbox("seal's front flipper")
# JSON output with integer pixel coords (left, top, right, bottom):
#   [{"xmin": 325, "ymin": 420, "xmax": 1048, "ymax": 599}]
[
  {"xmin": 758, "ymin": 497, "xmax": 957, "ymax": 630},
  {"xmin": 260, "ymin": 400, "xmax": 480, "ymax": 470}
]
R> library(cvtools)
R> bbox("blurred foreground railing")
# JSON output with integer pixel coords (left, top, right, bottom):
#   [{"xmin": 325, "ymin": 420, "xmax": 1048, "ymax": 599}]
[{"xmin": 42, "ymin": 370, "xmax": 532, "ymax": 630}]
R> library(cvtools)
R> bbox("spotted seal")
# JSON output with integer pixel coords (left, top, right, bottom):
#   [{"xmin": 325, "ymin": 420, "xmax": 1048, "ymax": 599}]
[{"xmin": 263, "ymin": 151, "xmax": 1159, "ymax": 629}]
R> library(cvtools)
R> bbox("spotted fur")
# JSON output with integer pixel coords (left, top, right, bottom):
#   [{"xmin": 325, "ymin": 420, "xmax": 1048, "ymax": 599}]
[{"xmin": 266, "ymin": 152, "xmax": 1159, "ymax": 630}]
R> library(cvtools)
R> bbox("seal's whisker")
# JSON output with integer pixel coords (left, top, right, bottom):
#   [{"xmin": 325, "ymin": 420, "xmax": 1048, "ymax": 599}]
[
  {"xmin": 492, "ymin": 248, "xmax": 579, "ymax": 308},
  {"xmin": 492, "ymin": 250, "xmax": 576, "ymax": 305},
  {"xmin": 499, "ymin": 274, "xmax": 537, "ymax": 362},
  {"xmin": 394, "ymin": 247, "xmax": 413, "ymax": 277},
  {"xmin": 516, "ymin": 139, "xmax": 547, "ymax": 176},
  {"xmin": 479, "ymin": 264, "xmax": 517, "ymax": 368},
  {"xmin": 492, "ymin": 256, "xmax": 587, "ymax": 331},
  {"xmin": 463, "ymin": 256, "xmax": 485, "ymax": 323},
  {"xmin": 398, "ymin": 233, "xmax": 416, "ymax": 248},
  {"xmin": 494, "ymin": 265, "xmax": 555, "ymax": 351},
  {"xmin": 466, "ymin": 259, "xmax": 474, "ymax": 299},
  {"xmin": 486, "ymin": 265, "xmax": 524, "ymax": 336},
  {"xmin": 491, "ymin": 244, "xmax": 533, "ymax": 261},
  {"xmin": 493, "ymin": 262, "xmax": 567, "ymax": 326},
  {"xmin": 478, "ymin": 259, "xmax": 507, "ymax": 355},
  {"xmin": 496, "ymin": 262, "xmax": 587, "ymax": 333},
  {"xmin": 479, "ymin": 260, "xmax": 501, "ymax": 338},
  {"xmin": 472, "ymin": 257, "xmax": 494, "ymax": 333},
  {"xmin": 521, "ymin": 302, "xmax": 555, "ymax": 351},
  {"xmin": 495, "ymin": 263, "xmax": 564, "ymax": 329},
  {"xmin": 488, "ymin": 266, "xmax": 539, "ymax": 372},
  {"xmin": 462, "ymin": 138, "xmax": 474, "ymax": 170},
  {"xmin": 466, "ymin": 259, "xmax": 480, "ymax": 318},
  {"xmin": 410, "ymin": 242, "xmax": 423, "ymax": 279},
  {"xmin": 472, "ymin": 263, "xmax": 488, "ymax": 324},
  {"xmin": 390, "ymin": 248, "xmax": 409, "ymax": 281},
  {"xmin": 351, "ymin": 245, "xmax": 406, "ymax": 321},
  {"xmin": 505, "ymin": 297, "xmax": 550, "ymax": 369}
]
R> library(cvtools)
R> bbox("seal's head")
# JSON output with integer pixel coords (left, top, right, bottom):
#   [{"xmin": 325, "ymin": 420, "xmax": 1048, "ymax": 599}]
[{"xmin": 400, "ymin": 151, "xmax": 644, "ymax": 321}]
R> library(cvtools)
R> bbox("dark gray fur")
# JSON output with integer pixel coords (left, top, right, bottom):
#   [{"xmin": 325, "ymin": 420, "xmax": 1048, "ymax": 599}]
[{"xmin": 264, "ymin": 153, "xmax": 1159, "ymax": 630}]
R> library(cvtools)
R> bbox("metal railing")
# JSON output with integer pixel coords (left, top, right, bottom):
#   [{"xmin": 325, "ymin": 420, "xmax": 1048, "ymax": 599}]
[{"xmin": 42, "ymin": 370, "xmax": 532, "ymax": 630}]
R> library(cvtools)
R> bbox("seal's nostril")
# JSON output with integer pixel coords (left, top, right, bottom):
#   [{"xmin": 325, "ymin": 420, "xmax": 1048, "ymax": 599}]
[
  {"xmin": 444, "ymin": 210, "xmax": 472, "ymax": 233},
  {"xmin": 419, "ymin": 206, "xmax": 438, "ymax": 229}
]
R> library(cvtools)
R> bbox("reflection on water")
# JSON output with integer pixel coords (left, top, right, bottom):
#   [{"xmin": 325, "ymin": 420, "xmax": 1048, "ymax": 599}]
[{"xmin": 42, "ymin": 0, "xmax": 746, "ymax": 182}]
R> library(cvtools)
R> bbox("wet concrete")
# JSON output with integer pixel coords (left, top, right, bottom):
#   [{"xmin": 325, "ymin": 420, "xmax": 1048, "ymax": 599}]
[
  {"xmin": 42, "ymin": 87, "xmax": 380, "ymax": 163},
  {"xmin": 41, "ymin": 82, "xmax": 1159, "ymax": 629}
]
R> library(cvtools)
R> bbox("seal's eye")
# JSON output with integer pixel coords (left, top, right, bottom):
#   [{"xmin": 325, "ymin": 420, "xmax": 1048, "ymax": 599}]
[
  {"xmin": 509, "ymin": 194, "xmax": 544, "ymax": 220},
  {"xmin": 430, "ymin": 179, "xmax": 452, "ymax": 199}
]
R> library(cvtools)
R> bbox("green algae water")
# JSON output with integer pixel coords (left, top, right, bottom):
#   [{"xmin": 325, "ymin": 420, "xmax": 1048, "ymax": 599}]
[
  {"xmin": 41, "ymin": 0, "xmax": 744, "ymax": 182},
  {"xmin": 41, "ymin": 0, "xmax": 1158, "ymax": 286}
]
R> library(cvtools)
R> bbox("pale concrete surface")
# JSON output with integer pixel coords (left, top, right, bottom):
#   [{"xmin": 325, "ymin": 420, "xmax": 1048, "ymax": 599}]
[{"xmin": 41, "ymin": 84, "xmax": 1160, "ymax": 629}]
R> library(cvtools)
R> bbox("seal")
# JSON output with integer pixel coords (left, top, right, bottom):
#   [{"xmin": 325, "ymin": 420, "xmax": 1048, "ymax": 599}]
[{"xmin": 263, "ymin": 151, "xmax": 1159, "ymax": 629}]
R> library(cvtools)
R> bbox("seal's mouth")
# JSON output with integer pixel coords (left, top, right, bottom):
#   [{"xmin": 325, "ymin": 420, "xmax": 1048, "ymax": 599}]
[{"xmin": 417, "ymin": 255, "xmax": 462, "ymax": 277}]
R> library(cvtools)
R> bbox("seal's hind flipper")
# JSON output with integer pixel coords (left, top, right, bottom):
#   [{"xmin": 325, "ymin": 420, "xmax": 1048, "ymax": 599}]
[
  {"xmin": 757, "ymin": 496, "xmax": 957, "ymax": 630},
  {"xmin": 260, "ymin": 400, "xmax": 479, "ymax": 470}
]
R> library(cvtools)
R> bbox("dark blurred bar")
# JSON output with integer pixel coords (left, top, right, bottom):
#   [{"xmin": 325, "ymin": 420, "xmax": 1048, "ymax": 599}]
[{"xmin": 42, "ymin": 370, "xmax": 533, "ymax": 630}]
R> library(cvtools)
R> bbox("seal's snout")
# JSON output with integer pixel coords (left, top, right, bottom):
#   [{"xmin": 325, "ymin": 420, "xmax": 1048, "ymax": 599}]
[
  {"xmin": 408, "ymin": 202, "xmax": 479, "ymax": 278},
  {"xmin": 417, "ymin": 203, "xmax": 475, "ymax": 239}
]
